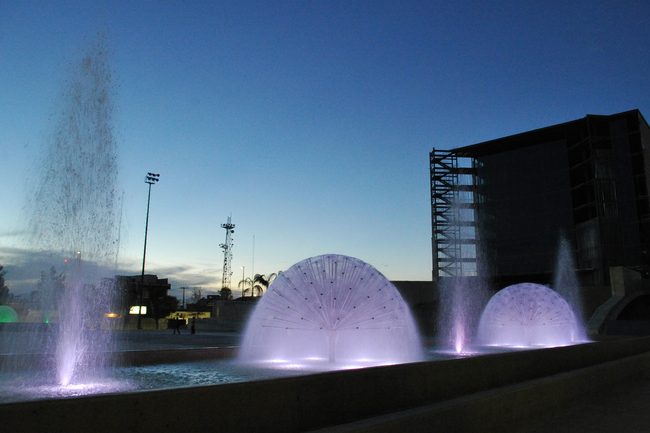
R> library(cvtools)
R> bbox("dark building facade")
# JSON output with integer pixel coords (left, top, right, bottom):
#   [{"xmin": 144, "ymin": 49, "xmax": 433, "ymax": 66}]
[
  {"xmin": 431, "ymin": 109, "xmax": 650, "ymax": 287},
  {"xmin": 115, "ymin": 274, "xmax": 171, "ymax": 317}
]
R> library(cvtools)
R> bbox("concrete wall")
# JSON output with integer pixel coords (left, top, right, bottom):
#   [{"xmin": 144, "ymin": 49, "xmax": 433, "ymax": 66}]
[
  {"xmin": 211, "ymin": 282, "xmax": 439, "ymax": 335},
  {"xmin": 206, "ymin": 279, "xmax": 617, "ymax": 338},
  {"xmin": 609, "ymin": 266, "xmax": 650, "ymax": 298},
  {"xmin": 390, "ymin": 280, "xmax": 437, "ymax": 336},
  {"xmin": 2, "ymin": 337, "xmax": 650, "ymax": 433},
  {"xmin": 588, "ymin": 267, "xmax": 650, "ymax": 335},
  {"xmin": 212, "ymin": 298, "xmax": 259, "ymax": 324},
  {"xmin": 580, "ymin": 285, "xmax": 611, "ymax": 320},
  {"xmin": 391, "ymin": 280, "xmax": 613, "ymax": 338}
]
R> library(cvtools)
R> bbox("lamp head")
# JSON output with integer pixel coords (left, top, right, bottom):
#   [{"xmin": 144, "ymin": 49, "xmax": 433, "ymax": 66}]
[{"xmin": 145, "ymin": 172, "xmax": 160, "ymax": 184}]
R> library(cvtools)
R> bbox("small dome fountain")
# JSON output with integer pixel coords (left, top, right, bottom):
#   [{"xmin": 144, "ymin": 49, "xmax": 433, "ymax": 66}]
[{"xmin": 477, "ymin": 283, "xmax": 582, "ymax": 348}]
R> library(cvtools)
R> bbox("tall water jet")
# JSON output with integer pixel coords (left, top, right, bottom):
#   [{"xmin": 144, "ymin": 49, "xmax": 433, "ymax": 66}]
[
  {"xmin": 437, "ymin": 277, "xmax": 486, "ymax": 353},
  {"xmin": 24, "ymin": 32, "xmax": 121, "ymax": 386},
  {"xmin": 477, "ymin": 283, "xmax": 582, "ymax": 347},
  {"xmin": 435, "ymin": 191, "xmax": 490, "ymax": 354},
  {"xmin": 239, "ymin": 254, "xmax": 423, "ymax": 368},
  {"xmin": 552, "ymin": 234, "xmax": 587, "ymax": 342}
]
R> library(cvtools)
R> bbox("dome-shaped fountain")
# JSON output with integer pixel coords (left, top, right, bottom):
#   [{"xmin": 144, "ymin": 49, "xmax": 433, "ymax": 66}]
[
  {"xmin": 238, "ymin": 254, "xmax": 423, "ymax": 369},
  {"xmin": 0, "ymin": 306, "xmax": 18, "ymax": 323},
  {"xmin": 477, "ymin": 283, "xmax": 582, "ymax": 348}
]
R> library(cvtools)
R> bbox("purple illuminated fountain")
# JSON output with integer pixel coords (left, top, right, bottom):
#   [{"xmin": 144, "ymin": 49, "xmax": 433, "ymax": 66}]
[
  {"xmin": 477, "ymin": 283, "xmax": 583, "ymax": 347},
  {"xmin": 437, "ymin": 276, "xmax": 489, "ymax": 355},
  {"xmin": 552, "ymin": 234, "xmax": 587, "ymax": 342},
  {"xmin": 238, "ymin": 254, "xmax": 424, "ymax": 369},
  {"xmin": 5, "ymin": 32, "xmax": 121, "ymax": 389},
  {"xmin": 437, "ymin": 230, "xmax": 588, "ymax": 351},
  {"xmin": 476, "ymin": 234, "xmax": 588, "ymax": 348}
]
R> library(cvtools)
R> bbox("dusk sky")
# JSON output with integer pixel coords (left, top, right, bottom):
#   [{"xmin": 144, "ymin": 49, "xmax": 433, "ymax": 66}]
[{"xmin": 1, "ymin": 1, "xmax": 649, "ymax": 297}]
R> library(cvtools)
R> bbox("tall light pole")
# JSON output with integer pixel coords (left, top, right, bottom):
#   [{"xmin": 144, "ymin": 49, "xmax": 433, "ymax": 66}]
[
  {"xmin": 240, "ymin": 266, "xmax": 245, "ymax": 298},
  {"xmin": 178, "ymin": 286, "xmax": 187, "ymax": 310},
  {"xmin": 138, "ymin": 172, "xmax": 160, "ymax": 330}
]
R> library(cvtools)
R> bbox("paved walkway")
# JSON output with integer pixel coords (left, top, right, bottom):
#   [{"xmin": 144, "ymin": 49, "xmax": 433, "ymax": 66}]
[
  {"xmin": 115, "ymin": 329, "xmax": 241, "ymax": 351},
  {"xmin": 0, "ymin": 329, "xmax": 241, "ymax": 354},
  {"xmin": 517, "ymin": 374, "xmax": 650, "ymax": 433}
]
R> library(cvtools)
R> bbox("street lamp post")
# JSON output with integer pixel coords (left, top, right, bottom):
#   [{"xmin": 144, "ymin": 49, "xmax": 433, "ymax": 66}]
[
  {"xmin": 179, "ymin": 287, "xmax": 187, "ymax": 310},
  {"xmin": 241, "ymin": 266, "xmax": 245, "ymax": 298},
  {"xmin": 138, "ymin": 172, "xmax": 160, "ymax": 330}
]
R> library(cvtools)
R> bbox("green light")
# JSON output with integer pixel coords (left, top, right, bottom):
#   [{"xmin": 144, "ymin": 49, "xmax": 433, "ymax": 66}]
[{"xmin": 0, "ymin": 306, "xmax": 18, "ymax": 323}]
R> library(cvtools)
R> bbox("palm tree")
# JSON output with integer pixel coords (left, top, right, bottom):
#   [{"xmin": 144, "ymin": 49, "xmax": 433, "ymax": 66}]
[
  {"xmin": 238, "ymin": 277, "xmax": 254, "ymax": 298},
  {"xmin": 252, "ymin": 272, "xmax": 282, "ymax": 296}
]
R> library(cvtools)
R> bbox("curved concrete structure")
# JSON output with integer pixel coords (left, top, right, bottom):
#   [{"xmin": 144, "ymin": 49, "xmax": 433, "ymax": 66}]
[{"xmin": 589, "ymin": 290, "xmax": 650, "ymax": 335}]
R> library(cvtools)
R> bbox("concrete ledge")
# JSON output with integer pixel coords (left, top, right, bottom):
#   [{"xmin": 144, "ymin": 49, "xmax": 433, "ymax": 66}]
[
  {"xmin": 309, "ymin": 351, "xmax": 650, "ymax": 432},
  {"xmin": 2, "ymin": 337, "xmax": 650, "ymax": 433}
]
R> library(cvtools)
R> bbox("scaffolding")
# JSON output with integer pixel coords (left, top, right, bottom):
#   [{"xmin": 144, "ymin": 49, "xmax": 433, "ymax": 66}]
[
  {"xmin": 430, "ymin": 149, "xmax": 479, "ymax": 279},
  {"xmin": 433, "ymin": 110, "xmax": 650, "ymax": 284}
]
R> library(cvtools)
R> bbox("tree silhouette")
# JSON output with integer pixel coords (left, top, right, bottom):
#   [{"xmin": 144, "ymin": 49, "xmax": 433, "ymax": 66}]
[
  {"xmin": 251, "ymin": 272, "xmax": 282, "ymax": 296},
  {"xmin": 0, "ymin": 266, "xmax": 10, "ymax": 304},
  {"xmin": 238, "ymin": 277, "xmax": 254, "ymax": 297},
  {"xmin": 190, "ymin": 287, "xmax": 203, "ymax": 303}
]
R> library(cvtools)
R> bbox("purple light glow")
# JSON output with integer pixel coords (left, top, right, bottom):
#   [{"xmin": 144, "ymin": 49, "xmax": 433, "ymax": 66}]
[
  {"xmin": 238, "ymin": 254, "xmax": 423, "ymax": 369},
  {"xmin": 477, "ymin": 283, "xmax": 585, "ymax": 348}
]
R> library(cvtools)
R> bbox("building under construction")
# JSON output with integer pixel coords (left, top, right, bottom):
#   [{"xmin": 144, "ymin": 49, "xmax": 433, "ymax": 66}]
[{"xmin": 431, "ymin": 109, "xmax": 650, "ymax": 288}]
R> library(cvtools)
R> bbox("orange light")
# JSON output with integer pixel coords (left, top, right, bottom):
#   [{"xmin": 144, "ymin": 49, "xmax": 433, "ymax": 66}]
[{"xmin": 105, "ymin": 313, "xmax": 118, "ymax": 318}]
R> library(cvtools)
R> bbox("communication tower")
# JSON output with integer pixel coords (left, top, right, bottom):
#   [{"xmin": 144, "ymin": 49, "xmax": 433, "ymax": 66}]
[{"xmin": 220, "ymin": 215, "xmax": 235, "ymax": 292}]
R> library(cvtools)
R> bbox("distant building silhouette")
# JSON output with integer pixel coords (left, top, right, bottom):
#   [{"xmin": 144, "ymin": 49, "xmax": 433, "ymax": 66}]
[
  {"xmin": 431, "ymin": 109, "xmax": 650, "ymax": 287},
  {"xmin": 115, "ymin": 274, "xmax": 171, "ymax": 317}
]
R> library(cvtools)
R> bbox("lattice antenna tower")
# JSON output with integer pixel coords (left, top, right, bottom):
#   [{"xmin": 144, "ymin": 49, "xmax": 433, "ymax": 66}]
[{"xmin": 220, "ymin": 215, "xmax": 235, "ymax": 290}]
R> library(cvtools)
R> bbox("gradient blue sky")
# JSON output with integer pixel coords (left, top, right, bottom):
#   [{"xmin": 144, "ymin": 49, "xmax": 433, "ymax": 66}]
[{"xmin": 1, "ymin": 1, "xmax": 649, "ymax": 296}]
